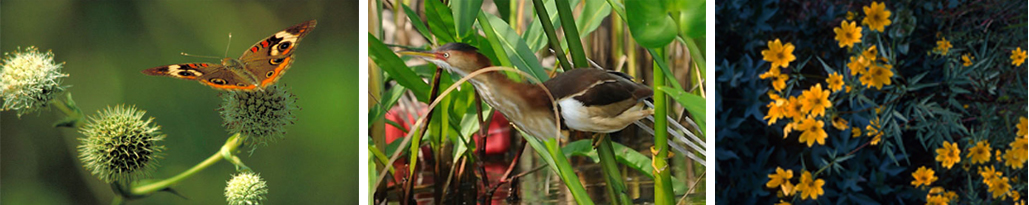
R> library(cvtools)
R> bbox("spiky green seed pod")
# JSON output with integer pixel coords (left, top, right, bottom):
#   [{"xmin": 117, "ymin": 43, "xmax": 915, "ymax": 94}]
[
  {"xmin": 77, "ymin": 105, "xmax": 165, "ymax": 183},
  {"xmin": 0, "ymin": 46, "xmax": 68, "ymax": 117},
  {"xmin": 225, "ymin": 172, "xmax": 268, "ymax": 205},
  {"xmin": 219, "ymin": 85, "xmax": 299, "ymax": 150}
]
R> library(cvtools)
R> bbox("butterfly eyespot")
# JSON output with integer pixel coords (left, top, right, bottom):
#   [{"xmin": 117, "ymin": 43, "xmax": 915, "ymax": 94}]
[
  {"xmin": 266, "ymin": 71, "xmax": 275, "ymax": 77},
  {"xmin": 278, "ymin": 42, "xmax": 292, "ymax": 51},
  {"xmin": 178, "ymin": 71, "xmax": 192, "ymax": 76},
  {"xmin": 210, "ymin": 78, "xmax": 227, "ymax": 85},
  {"xmin": 270, "ymin": 58, "xmax": 284, "ymax": 65}
]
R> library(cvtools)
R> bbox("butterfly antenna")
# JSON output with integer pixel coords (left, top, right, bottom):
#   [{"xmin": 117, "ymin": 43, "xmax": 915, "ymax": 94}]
[
  {"xmin": 179, "ymin": 52, "xmax": 220, "ymax": 59},
  {"xmin": 223, "ymin": 33, "xmax": 233, "ymax": 58}
]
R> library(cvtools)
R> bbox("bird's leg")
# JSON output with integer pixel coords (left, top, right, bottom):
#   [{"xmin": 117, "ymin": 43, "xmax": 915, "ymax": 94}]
[{"xmin": 591, "ymin": 132, "xmax": 605, "ymax": 149}]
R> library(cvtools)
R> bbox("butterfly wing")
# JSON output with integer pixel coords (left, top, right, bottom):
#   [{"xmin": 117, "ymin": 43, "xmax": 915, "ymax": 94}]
[
  {"xmin": 142, "ymin": 63, "xmax": 257, "ymax": 90},
  {"xmin": 238, "ymin": 19, "xmax": 316, "ymax": 88}
]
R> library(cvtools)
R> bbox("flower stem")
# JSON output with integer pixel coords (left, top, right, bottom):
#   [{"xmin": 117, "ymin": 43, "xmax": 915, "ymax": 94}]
[{"xmin": 130, "ymin": 133, "xmax": 243, "ymax": 195}]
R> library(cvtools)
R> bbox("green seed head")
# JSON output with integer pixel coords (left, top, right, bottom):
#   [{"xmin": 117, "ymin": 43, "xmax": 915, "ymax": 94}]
[
  {"xmin": 77, "ymin": 105, "xmax": 165, "ymax": 183},
  {"xmin": 0, "ymin": 46, "xmax": 68, "ymax": 117},
  {"xmin": 219, "ymin": 85, "xmax": 299, "ymax": 151},
  {"xmin": 225, "ymin": 172, "xmax": 268, "ymax": 205}
]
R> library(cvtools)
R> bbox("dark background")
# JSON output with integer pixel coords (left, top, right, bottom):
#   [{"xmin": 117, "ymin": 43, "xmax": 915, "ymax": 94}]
[{"xmin": 1, "ymin": 0, "xmax": 359, "ymax": 204}]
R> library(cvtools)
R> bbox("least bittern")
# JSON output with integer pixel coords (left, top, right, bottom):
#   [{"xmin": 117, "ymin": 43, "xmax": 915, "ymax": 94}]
[{"xmin": 398, "ymin": 43, "xmax": 653, "ymax": 139}]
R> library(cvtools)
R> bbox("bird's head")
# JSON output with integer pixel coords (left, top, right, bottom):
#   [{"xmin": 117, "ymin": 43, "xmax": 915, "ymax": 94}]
[{"xmin": 397, "ymin": 43, "xmax": 492, "ymax": 76}]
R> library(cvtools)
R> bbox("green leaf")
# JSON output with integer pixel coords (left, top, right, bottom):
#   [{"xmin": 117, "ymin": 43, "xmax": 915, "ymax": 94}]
[
  {"xmin": 658, "ymin": 86, "xmax": 706, "ymax": 134},
  {"xmin": 478, "ymin": 13, "xmax": 551, "ymax": 81},
  {"xmin": 554, "ymin": 0, "xmax": 588, "ymax": 67},
  {"xmin": 625, "ymin": 0, "xmax": 677, "ymax": 48},
  {"xmin": 451, "ymin": 0, "xmax": 483, "ymax": 41},
  {"xmin": 562, "ymin": 139, "xmax": 600, "ymax": 162},
  {"xmin": 671, "ymin": 0, "xmax": 704, "ymax": 38},
  {"xmin": 368, "ymin": 34, "xmax": 431, "ymax": 101},
  {"xmin": 425, "ymin": 0, "xmax": 457, "ymax": 43},
  {"xmin": 576, "ymin": 0, "xmax": 612, "ymax": 38},
  {"xmin": 402, "ymin": 4, "xmax": 433, "ymax": 43}
]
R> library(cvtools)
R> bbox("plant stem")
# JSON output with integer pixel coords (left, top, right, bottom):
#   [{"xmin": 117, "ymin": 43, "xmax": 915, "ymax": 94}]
[
  {"xmin": 597, "ymin": 135, "xmax": 632, "ymax": 204},
  {"xmin": 543, "ymin": 139, "xmax": 595, "ymax": 205},
  {"xmin": 652, "ymin": 48, "xmax": 675, "ymax": 205},
  {"xmin": 130, "ymin": 134, "xmax": 243, "ymax": 195},
  {"xmin": 531, "ymin": 0, "xmax": 574, "ymax": 71}
]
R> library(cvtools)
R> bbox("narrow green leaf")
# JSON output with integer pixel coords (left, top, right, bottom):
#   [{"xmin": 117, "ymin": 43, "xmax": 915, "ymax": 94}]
[
  {"xmin": 425, "ymin": 0, "xmax": 457, "ymax": 43},
  {"xmin": 368, "ymin": 34, "xmax": 431, "ymax": 101},
  {"xmin": 451, "ymin": 0, "xmax": 483, "ymax": 41},
  {"xmin": 658, "ymin": 86, "xmax": 707, "ymax": 135},
  {"xmin": 554, "ymin": 0, "xmax": 588, "ymax": 67},
  {"xmin": 478, "ymin": 13, "xmax": 551, "ymax": 81},
  {"xmin": 401, "ymin": 4, "xmax": 433, "ymax": 43}
]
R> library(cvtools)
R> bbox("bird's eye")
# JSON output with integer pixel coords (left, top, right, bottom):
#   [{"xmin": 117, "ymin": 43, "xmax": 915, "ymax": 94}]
[{"xmin": 442, "ymin": 53, "xmax": 450, "ymax": 58}]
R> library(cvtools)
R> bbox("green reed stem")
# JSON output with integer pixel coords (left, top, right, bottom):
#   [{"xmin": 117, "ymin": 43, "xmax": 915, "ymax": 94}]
[
  {"xmin": 131, "ymin": 133, "xmax": 243, "ymax": 195},
  {"xmin": 543, "ymin": 138, "xmax": 594, "ymax": 205},
  {"xmin": 531, "ymin": 0, "xmax": 574, "ymax": 71},
  {"xmin": 597, "ymin": 135, "xmax": 633, "ymax": 204},
  {"xmin": 652, "ymin": 48, "xmax": 675, "ymax": 205}
]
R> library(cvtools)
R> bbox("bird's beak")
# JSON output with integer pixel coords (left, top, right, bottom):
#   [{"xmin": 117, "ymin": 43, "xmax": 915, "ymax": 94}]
[{"xmin": 396, "ymin": 50, "xmax": 436, "ymax": 59}]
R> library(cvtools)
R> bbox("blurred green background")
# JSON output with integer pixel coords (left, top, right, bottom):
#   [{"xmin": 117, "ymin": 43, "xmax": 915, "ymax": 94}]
[{"xmin": 1, "ymin": 0, "xmax": 358, "ymax": 204}]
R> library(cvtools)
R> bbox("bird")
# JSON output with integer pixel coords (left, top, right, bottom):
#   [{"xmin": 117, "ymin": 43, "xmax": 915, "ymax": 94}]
[{"xmin": 397, "ymin": 43, "xmax": 653, "ymax": 139}]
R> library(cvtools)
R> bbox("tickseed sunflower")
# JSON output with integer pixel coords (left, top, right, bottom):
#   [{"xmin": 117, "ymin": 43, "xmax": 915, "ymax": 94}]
[
  {"xmin": 979, "ymin": 165, "xmax": 1000, "ymax": 186},
  {"xmin": 852, "ymin": 127, "xmax": 862, "ymax": 138},
  {"xmin": 834, "ymin": 20, "xmax": 862, "ymax": 48},
  {"xmin": 797, "ymin": 117, "xmax": 827, "ymax": 147},
  {"xmin": 846, "ymin": 11, "xmax": 856, "ymax": 21},
  {"xmin": 1018, "ymin": 117, "xmax": 1027, "ymax": 137},
  {"xmin": 934, "ymin": 37, "xmax": 952, "ymax": 55},
  {"xmin": 988, "ymin": 177, "xmax": 1011, "ymax": 199},
  {"xmin": 831, "ymin": 116, "xmax": 848, "ymax": 130},
  {"xmin": 759, "ymin": 66, "xmax": 781, "ymax": 79},
  {"xmin": 1003, "ymin": 147, "xmax": 1027, "ymax": 169},
  {"xmin": 827, "ymin": 72, "xmax": 844, "ymax": 92},
  {"xmin": 766, "ymin": 167, "xmax": 794, "ymax": 188},
  {"xmin": 862, "ymin": 64, "xmax": 893, "ymax": 90},
  {"xmin": 1013, "ymin": 47, "xmax": 1027, "ymax": 67},
  {"xmin": 862, "ymin": 2, "xmax": 892, "ymax": 32},
  {"xmin": 848, "ymin": 56, "xmax": 869, "ymax": 76},
  {"xmin": 862, "ymin": 45, "xmax": 879, "ymax": 62},
  {"xmin": 762, "ymin": 39, "xmax": 797, "ymax": 69},
  {"xmin": 765, "ymin": 93, "xmax": 788, "ymax": 125},
  {"xmin": 783, "ymin": 96, "xmax": 804, "ymax": 120},
  {"xmin": 911, "ymin": 166, "xmax": 937, "ymax": 187},
  {"xmin": 776, "ymin": 200, "xmax": 791, "ymax": 205},
  {"xmin": 772, "ymin": 74, "xmax": 789, "ymax": 92},
  {"xmin": 866, "ymin": 117, "xmax": 883, "ymax": 145},
  {"xmin": 962, "ymin": 53, "xmax": 974, "ymax": 67},
  {"xmin": 800, "ymin": 84, "xmax": 831, "ymax": 117},
  {"xmin": 796, "ymin": 170, "xmax": 825, "ymax": 200},
  {"xmin": 936, "ymin": 141, "xmax": 961, "ymax": 169},
  {"xmin": 967, "ymin": 140, "xmax": 992, "ymax": 164}
]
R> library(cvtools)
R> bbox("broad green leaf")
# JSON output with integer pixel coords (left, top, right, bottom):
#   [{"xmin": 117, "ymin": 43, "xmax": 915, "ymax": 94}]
[
  {"xmin": 368, "ymin": 34, "xmax": 430, "ymax": 101},
  {"xmin": 672, "ymin": 0, "xmax": 704, "ymax": 38},
  {"xmin": 368, "ymin": 84, "xmax": 407, "ymax": 127},
  {"xmin": 658, "ymin": 86, "xmax": 707, "ymax": 135},
  {"xmin": 425, "ymin": 0, "xmax": 456, "ymax": 43},
  {"xmin": 451, "ymin": 0, "xmax": 483, "ymax": 41},
  {"xmin": 478, "ymin": 13, "xmax": 550, "ymax": 81},
  {"xmin": 576, "ymin": 0, "xmax": 612, "ymax": 38},
  {"xmin": 625, "ymin": 0, "xmax": 677, "ymax": 48}
]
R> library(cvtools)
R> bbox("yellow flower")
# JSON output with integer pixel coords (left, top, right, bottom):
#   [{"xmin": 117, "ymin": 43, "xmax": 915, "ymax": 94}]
[
  {"xmin": 852, "ymin": 127, "xmax": 862, "ymax": 138},
  {"xmin": 1013, "ymin": 47, "xmax": 1028, "ymax": 67},
  {"xmin": 862, "ymin": 45, "xmax": 879, "ymax": 63},
  {"xmin": 935, "ymin": 141, "xmax": 961, "ymax": 169},
  {"xmin": 967, "ymin": 140, "xmax": 992, "ymax": 164},
  {"xmin": 831, "ymin": 116, "xmax": 848, "ymax": 130},
  {"xmin": 910, "ymin": 166, "xmax": 937, "ymax": 187},
  {"xmin": 845, "ymin": 85, "xmax": 852, "ymax": 93},
  {"xmin": 767, "ymin": 167, "xmax": 794, "ymax": 188},
  {"xmin": 961, "ymin": 53, "xmax": 974, "ymax": 67},
  {"xmin": 862, "ymin": 2, "xmax": 892, "ymax": 32},
  {"xmin": 1003, "ymin": 148, "xmax": 1027, "ymax": 169},
  {"xmin": 765, "ymin": 93, "xmax": 789, "ymax": 125},
  {"xmin": 796, "ymin": 170, "xmax": 825, "ymax": 200},
  {"xmin": 776, "ymin": 200, "xmax": 791, "ymax": 205},
  {"xmin": 866, "ymin": 117, "xmax": 882, "ymax": 145},
  {"xmin": 760, "ymin": 66, "xmax": 781, "ymax": 79},
  {"xmin": 929, "ymin": 186, "xmax": 944, "ymax": 195},
  {"xmin": 1012, "ymin": 192, "xmax": 1022, "ymax": 201},
  {"xmin": 800, "ymin": 84, "xmax": 832, "ymax": 117},
  {"xmin": 772, "ymin": 74, "xmax": 789, "ymax": 92},
  {"xmin": 797, "ymin": 117, "xmax": 827, "ymax": 147},
  {"xmin": 934, "ymin": 37, "xmax": 952, "ymax": 55},
  {"xmin": 783, "ymin": 96, "xmax": 805, "ymax": 120},
  {"xmin": 834, "ymin": 20, "xmax": 863, "ymax": 48},
  {"xmin": 848, "ymin": 56, "xmax": 869, "ymax": 76},
  {"xmin": 988, "ymin": 177, "xmax": 1011, "ymax": 199},
  {"xmin": 1018, "ymin": 117, "xmax": 1027, "ymax": 137},
  {"xmin": 827, "ymin": 72, "xmax": 844, "ymax": 92},
  {"xmin": 762, "ymin": 39, "xmax": 797, "ymax": 69},
  {"xmin": 862, "ymin": 64, "xmax": 893, "ymax": 90},
  {"xmin": 926, "ymin": 194, "xmax": 949, "ymax": 205},
  {"xmin": 979, "ymin": 165, "xmax": 1000, "ymax": 186}
]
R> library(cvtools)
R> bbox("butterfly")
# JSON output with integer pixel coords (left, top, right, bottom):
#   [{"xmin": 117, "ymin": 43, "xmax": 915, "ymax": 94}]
[{"xmin": 142, "ymin": 20, "xmax": 316, "ymax": 90}]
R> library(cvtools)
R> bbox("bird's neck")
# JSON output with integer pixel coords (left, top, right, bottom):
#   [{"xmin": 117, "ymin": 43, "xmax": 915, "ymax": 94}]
[{"xmin": 463, "ymin": 68, "xmax": 561, "ymax": 138}]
